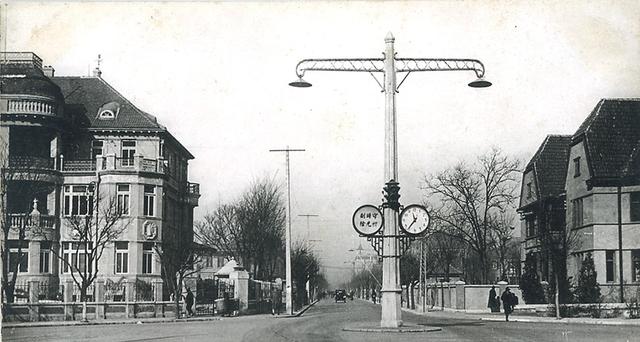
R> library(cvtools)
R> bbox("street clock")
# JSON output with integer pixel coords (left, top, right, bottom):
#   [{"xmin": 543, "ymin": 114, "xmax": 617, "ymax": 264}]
[{"xmin": 399, "ymin": 204, "xmax": 431, "ymax": 236}]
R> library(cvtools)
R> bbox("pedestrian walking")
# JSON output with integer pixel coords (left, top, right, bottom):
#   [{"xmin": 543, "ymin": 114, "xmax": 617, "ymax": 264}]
[
  {"xmin": 487, "ymin": 286, "xmax": 500, "ymax": 312},
  {"xmin": 500, "ymin": 287, "xmax": 518, "ymax": 321},
  {"xmin": 223, "ymin": 291, "xmax": 231, "ymax": 316},
  {"xmin": 185, "ymin": 287, "xmax": 195, "ymax": 317},
  {"xmin": 371, "ymin": 289, "xmax": 377, "ymax": 304},
  {"xmin": 271, "ymin": 288, "xmax": 282, "ymax": 315}
]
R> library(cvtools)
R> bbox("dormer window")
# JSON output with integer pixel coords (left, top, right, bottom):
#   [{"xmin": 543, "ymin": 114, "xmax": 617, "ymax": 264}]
[
  {"xmin": 526, "ymin": 182, "xmax": 532, "ymax": 199},
  {"xmin": 99, "ymin": 110, "xmax": 115, "ymax": 119},
  {"xmin": 96, "ymin": 101, "xmax": 120, "ymax": 120}
]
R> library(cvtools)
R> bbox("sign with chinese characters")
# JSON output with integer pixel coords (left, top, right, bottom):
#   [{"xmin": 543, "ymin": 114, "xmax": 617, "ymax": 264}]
[{"xmin": 352, "ymin": 205, "xmax": 384, "ymax": 236}]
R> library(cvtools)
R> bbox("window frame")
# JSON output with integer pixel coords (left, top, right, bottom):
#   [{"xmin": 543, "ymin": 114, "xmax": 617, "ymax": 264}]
[
  {"xmin": 143, "ymin": 185, "xmax": 156, "ymax": 217},
  {"xmin": 573, "ymin": 157, "xmax": 581, "ymax": 178},
  {"xmin": 114, "ymin": 241, "xmax": 129, "ymax": 274},
  {"xmin": 572, "ymin": 198, "xmax": 584, "ymax": 228},
  {"xmin": 63, "ymin": 185, "xmax": 94, "ymax": 217},
  {"xmin": 606, "ymin": 250, "xmax": 615, "ymax": 282},
  {"xmin": 121, "ymin": 140, "xmax": 136, "ymax": 167},
  {"xmin": 630, "ymin": 192, "xmax": 640, "ymax": 222},
  {"xmin": 142, "ymin": 242, "xmax": 153, "ymax": 274},
  {"xmin": 116, "ymin": 184, "xmax": 130, "ymax": 216}
]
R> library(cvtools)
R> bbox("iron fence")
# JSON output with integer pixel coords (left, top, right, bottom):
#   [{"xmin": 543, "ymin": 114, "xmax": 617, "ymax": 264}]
[{"xmin": 38, "ymin": 282, "xmax": 63, "ymax": 302}]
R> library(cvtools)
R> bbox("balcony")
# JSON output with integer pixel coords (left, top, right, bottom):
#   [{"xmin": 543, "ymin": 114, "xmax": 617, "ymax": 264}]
[
  {"xmin": 6, "ymin": 99, "xmax": 57, "ymax": 116},
  {"xmin": 186, "ymin": 182, "xmax": 200, "ymax": 206},
  {"xmin": 8, "ymin": 155, "xmax": 55, "ymax": 170},
  {"xmin": 8, "ymin": 213, "xmax": 56, "ymax": 230},
  {"xmin": 61, "ymin": 159, "xmax": 96, "ymax": 172},
  {"xmin": 60, "ymin": 155, "xmax": 166, "ymax": 175}
]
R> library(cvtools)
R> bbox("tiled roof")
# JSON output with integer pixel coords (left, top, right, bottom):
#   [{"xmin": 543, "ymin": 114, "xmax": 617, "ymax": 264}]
[
  {"xmin": 573, "ymin": 99, "xmax": 640, "ymax": 179},
  {"xmin": 526, "ymin": 135, "xmax": 572, "ymax": 198},
  {"xmin": 1, "ymin": 62, "xmax": 63, "ymax": 100},
  {"xmin": 51, "ymin": 76, "xmax": 165, "ymax": 131}
]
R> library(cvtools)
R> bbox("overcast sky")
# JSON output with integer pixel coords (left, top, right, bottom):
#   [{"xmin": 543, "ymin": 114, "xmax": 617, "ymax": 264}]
[{"xmin": 5, "ymin": 1, "xmax": 640, "ymax": 286}]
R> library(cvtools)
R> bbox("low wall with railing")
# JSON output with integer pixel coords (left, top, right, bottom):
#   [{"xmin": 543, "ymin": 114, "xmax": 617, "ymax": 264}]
[{"xmin": 2, "ymin": 279, "xmax": 178, "ymax": 322}]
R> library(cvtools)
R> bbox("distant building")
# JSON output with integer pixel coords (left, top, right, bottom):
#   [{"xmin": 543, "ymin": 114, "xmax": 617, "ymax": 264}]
[{"xmin": 1, "ymin": 52, "xmax": 199, "ymax": 294}]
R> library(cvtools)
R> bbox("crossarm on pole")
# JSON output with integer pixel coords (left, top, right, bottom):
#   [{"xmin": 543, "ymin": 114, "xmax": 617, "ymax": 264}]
[
  {"xmin": 295, "ymin": 58, "xmax": 385, "ymax": 77},
  {"xmin": 395, "ymin": 58, "xmax": 486, "ymax": 78}
]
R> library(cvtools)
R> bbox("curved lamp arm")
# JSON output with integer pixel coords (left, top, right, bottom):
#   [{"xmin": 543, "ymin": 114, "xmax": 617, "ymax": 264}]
[
  {"xmin": 395, "ymin": 58, "xmax": 486, "ymax": 78},
  {"xmin": 294, "ymin": 57, "xmax": 485, "ymax": 78}
]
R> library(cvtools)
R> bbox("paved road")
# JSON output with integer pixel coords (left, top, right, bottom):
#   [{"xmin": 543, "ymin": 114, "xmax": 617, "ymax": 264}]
[{"xmin": 3, "ymin": 299, "xmax": 640, "ymax": 341}]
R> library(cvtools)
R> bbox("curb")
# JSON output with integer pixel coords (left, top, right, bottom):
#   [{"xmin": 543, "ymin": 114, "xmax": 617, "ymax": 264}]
[
  {"xmin": 479, "ymin": 316, "xmax": 640, "ymax": 326},
  {"xmin": 273, "ymin": 299, "xmax": 319, "ymax": 319},
  {"xmin": 401, "ymin": 306, "xmax": 640, "ymax": 327},
  {"xmin": 2, "ymin": 316, "xmax": 222, "ymax": 329}
]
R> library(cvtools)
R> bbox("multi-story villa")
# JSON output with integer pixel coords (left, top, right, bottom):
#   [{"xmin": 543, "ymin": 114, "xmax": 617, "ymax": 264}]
[
  {"xmin": 1, "ymin": 52, "xmax": 199, "ymax": 297},
  {"xmin": 565, "ymin": 99, "xmax": 640, "ymax": 301},
  {"xmin": 518, "ymin": 135, "xmax": 572, "ymax": 282},
  {"xmin": 520, "ymin": 99, "xmax": 640, "ymax": 302}
]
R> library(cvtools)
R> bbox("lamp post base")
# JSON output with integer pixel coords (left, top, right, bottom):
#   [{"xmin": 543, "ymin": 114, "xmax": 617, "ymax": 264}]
[{"xmin": 380, "ymin": 289, "xmax": 403, "ymax": 328}]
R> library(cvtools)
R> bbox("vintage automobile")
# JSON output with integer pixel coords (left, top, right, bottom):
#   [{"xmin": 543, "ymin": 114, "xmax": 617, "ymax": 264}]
[{"xmin": 334, "ymin": 289, "xmax": 347, "ymax": 303}]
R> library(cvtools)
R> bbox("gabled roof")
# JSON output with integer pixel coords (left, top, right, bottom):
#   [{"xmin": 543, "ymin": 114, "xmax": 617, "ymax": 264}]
[
  {"xmin": 525, "ymin": 135, "xmax": 572, "ymax": 199},
  {"xmin": 52, "ymin": 76, "xmax": 165, "ymax": 130},
  {"xmin": 573, "ymin": 98, "xmax": 640, "ymax": 180}
]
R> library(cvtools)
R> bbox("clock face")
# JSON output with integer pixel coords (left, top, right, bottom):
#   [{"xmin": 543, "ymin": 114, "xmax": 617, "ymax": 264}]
[{"xmin": 399, "ymin": 204, "xmax": 430, "ymax": 235}]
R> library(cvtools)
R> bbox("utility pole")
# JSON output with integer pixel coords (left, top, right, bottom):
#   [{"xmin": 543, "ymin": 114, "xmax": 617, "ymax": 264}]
[
  {"xmin": 298, "ymin": 214, "xmax": 318, "ymax": 239},
  {"xmin": 270, "ymin": 147, "xmax": 305, "ymax": 315}
]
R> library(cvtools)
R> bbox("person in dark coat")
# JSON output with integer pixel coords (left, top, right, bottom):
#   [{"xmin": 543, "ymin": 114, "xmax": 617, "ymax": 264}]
[
  {"xmin": 501, "ymin": 287, "xmax": 517, "ymax": 321},
  {"xmin": 371, "ymin": 289, "xmax": 377, "ymax": 304},
  {"xmin": 487, "ymin": 286, "xmax": 500, "ymax": 312},
  {"xmin": 185, "ymin": 287, "xmax": 194, "ymax": 317},
  {"xmin": 271, "ymin": 288, "xmax": 281, "ymax": 315}
]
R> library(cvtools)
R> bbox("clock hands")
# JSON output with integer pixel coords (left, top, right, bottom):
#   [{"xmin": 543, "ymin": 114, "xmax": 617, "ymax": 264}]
[{"xmin": 406, "ymin": 213, "xmax": 418, "ymax": 231}]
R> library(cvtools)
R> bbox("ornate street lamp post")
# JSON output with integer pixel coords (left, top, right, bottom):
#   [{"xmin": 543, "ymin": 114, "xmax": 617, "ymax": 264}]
[{"xmin": 290, "ymin": 33, "xmax": 490, "ymax": 328}]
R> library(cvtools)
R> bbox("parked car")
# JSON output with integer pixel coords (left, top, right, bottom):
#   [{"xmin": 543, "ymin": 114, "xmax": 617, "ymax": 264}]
[{"xmin": 334, "ymin": 289, "xmax": 347, "ymax": 303}]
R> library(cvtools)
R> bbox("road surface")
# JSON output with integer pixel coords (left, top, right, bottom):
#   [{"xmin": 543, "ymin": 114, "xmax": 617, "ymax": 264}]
[{"xmin": 3, "ymin": 299, "xmax": 638, "ymax": 341}]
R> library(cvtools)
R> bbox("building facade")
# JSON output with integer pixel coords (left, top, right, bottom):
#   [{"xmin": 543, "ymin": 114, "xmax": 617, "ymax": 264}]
[
  {"xmin": 1, "ymin": 52, "xmax": 199, "ymax": 297},
  {"xmin": 520, "ymin": 99, "xmax": 640, "ymax": 302},
  {"xmin": 518, "ymin": 135, "xmax": 571, "ymax": 283},
  {"xmin": 565, "ymin": 98, "xmax": 640, "ymax": 301}
]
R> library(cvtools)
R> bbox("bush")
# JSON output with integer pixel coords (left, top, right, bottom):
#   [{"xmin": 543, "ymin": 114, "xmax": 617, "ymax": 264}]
[
  {"xmin": 626, "ymin": 300, "xmax": 640, "ymax": 319},
  {"xmin": 520, "ymin": 253, "xmax": 546, "ymax": 304},
  {"xmin": 574, "ymin": 253, "xmax": 602, "ymax": 303}
]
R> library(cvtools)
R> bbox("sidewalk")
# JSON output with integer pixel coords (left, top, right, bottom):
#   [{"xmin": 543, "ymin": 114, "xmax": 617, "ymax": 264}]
[
  {"xmin": 2, "ymin": 314, "xmax": 223, "ymax": 329},
  {"xmin": 401, "ymin": 306, "xmax": 640, "ymax": 327},
  {"xmin": 2, "ymin": 300, "xmax": 320, "ymax": 329}
]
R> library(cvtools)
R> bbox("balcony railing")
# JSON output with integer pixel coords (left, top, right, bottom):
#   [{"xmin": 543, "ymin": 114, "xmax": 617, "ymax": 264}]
[
  {"xmin": 8, "ymin": 156, "xmax": 55, "ymax": 170},
  {"xmin": 8, "ymin": 213, "xmax": 56, "ymax": 229},
  {"xmin": 61, "ymin": 156, "xmax": 166, "ymax": 175},
  {"xmin": 6, "ymin": 99, "xmax": 56, "ymax": 116},
  {"xmin": 62, "ymin": 159, "xmax": 96, "ymax": 172}
]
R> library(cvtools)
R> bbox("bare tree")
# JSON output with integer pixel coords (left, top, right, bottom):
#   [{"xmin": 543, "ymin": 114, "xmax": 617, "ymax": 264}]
[
  {"xmin": 154, "ymin": 231, "xmax": 205, "ymax": 316},
  {"xmin": 489, "ymin": 211, "xmax": 519, "ymax": 282},
  {"xmin": 34, "ymin": 186, "xmax": 129, "ymax": 301},
  {"xmin": 422, "ymin": 148, "xmax": 520, "ymax": 283},
  {"xmin": 196, "ymin": 177, "xmax": 285, "ymax": 280},
  {"xmin": 1, "ymin": 137, "xmax": 55, "ymax": 303},
  {"xmin": 291, "ymin": 241, "xmax": 320, "ymax": 308}
]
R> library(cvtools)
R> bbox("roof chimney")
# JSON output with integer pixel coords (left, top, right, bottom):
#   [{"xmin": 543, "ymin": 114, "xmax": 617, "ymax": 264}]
[
  {"xmin": 92, "ymin": 67, "xmax": 102, "ymax": 78},
  {"xmin": 43, "ymin": 65, "xmax": 55, "ymax": 77}
]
